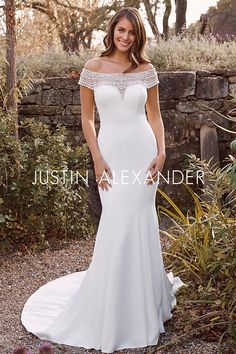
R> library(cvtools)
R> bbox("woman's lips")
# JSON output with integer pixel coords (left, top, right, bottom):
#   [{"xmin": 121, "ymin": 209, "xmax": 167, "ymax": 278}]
[{"xmin": 119, "ymin": 40, "xmax": 130, "ymax": 46}]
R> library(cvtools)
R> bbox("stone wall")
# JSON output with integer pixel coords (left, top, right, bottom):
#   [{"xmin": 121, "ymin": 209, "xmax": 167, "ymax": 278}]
[{"xmin": 19, "ymin": 69, "xmax": 236, "ymax": 220}]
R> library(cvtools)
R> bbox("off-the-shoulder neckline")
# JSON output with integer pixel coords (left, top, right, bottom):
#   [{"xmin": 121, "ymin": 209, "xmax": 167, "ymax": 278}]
[{"xmin": 81, "ymin": 67, "xmax": 155, "ymax": 75}]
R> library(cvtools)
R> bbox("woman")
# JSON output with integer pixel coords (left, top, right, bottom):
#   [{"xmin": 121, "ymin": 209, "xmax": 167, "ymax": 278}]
[{"xmin": 21, "ymin": 7, "xmax": 184, "ymax": 353}]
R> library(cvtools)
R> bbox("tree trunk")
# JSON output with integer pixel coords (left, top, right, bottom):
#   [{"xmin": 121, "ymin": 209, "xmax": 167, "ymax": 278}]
[
  {"xmin": 59, "ymin": 29, "xmax": 94, "ymax": 53},
  {"xmin": 175, "ymin": 0, "xmax": 187, "ymax": 35},
  {"xmin": 143, "ymin": 0, "xmax": 162, "ymax": 40},
  {"xmin": 163, "ymin": 0, "xmax": 172, "ymax": 40},
  {"xmin": 5, "ymin": 0, "xmax": 20, "ymax": 178},
  {"xmin": 5, "ymin": 0, "xmax": 18, "ymax": 115},
  {"xmin": 59, "ymin": 31, "xmax": 80, "ymax": 53}
]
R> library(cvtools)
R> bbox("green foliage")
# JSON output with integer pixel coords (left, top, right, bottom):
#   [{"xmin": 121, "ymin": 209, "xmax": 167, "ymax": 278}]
[
  {"xmin": 155, "ymin": 97, "xmax": 236, "ymax": 351},
  {"xmin": 157, "ymin": 153, "xmax": 236, "ymax": 350},
  {"xmin": 0, "ymin": 108, "xmax": 95, "ymax": 253},
  {"xmin": 0, "ymin": 50, "xmax": 35, "ymax": 109}
]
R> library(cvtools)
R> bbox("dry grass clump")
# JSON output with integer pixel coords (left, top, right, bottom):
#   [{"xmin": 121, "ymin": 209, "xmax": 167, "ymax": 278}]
[
  {"xmin": 1, "ymin": 34, "xmax": 235, "ymax": 80},
  {"xmin": 147, "ymin": 34, "xmax": 236, "ymax": 71}
]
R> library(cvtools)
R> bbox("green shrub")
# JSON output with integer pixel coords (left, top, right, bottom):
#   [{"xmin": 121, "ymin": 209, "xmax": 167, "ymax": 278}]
[
  {"xmin": 157, "ymin": 153, "xmax": 236, "ymax": 351},
  {"xmin": 0, "ymin": 108, "xmax": 95, "ymax": 254}
]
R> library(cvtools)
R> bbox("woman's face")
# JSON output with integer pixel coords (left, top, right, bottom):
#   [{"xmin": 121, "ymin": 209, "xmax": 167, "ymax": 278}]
[{"xmin": 113, "ymin": 17, "xmax": 136, "ymax": 52}]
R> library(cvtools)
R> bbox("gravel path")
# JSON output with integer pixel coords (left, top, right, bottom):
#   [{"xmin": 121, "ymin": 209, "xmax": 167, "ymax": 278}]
[{"xmin": 0, "ymin": 236, "xmax": 234, "ymax": 354}]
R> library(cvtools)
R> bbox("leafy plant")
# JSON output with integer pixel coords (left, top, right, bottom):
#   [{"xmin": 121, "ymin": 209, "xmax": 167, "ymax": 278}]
[
  {"xmin": 153, "ymin": 90, "xmax": 236, "ymax": 353},
  {"xmin": 156, "ymin": 153, "xmax": 236, "ymax": 352},
  {"xmin": 0, "ymin": 108, "xmax": 95, "ymax": 254},
  {"xmin": 0, "ymin": 50, "xmax": 35, "ymax": 110}
]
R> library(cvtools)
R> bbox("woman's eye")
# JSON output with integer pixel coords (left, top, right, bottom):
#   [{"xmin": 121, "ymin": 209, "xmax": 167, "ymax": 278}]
[{"xmin": 117, "ymin": 28, "xmax": 135, "ymax": 36}]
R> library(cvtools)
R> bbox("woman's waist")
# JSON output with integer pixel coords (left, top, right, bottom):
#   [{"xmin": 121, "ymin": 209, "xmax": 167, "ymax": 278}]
[
  {"xmin": 97, "ymin": 123, "xmax": 157, "ymax": 156},
  {"xmin": 98, "ymin": 118, "xmax": 153, "ymax": 137}
]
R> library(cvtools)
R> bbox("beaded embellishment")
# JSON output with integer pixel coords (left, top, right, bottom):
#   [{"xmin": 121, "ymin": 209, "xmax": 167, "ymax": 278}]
[{"xmin": 78, "ymin": 67, "xmax": 159, "ymax": 100}]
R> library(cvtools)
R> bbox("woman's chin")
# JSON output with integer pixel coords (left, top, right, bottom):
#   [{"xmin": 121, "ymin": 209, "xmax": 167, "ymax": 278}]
[{"xmin": 118, "ymin": 46, "xmax": 131, "ymax": 52}]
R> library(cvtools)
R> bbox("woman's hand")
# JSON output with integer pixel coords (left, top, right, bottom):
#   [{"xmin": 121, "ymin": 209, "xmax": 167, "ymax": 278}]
[
  {"xmin": 93, "ymin": 157, "xmax": 113, "ymax": 191},
  {"xmin": 146, "ymin": 152, "xmax": 166, "ymax": 185}
]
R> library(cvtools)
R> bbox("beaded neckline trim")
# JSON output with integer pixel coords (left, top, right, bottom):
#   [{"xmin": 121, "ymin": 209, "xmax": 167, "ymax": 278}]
[
  {"xmin": 81, "ymin": 68, "xmax": 154, "ymax": 76},
  {"xmin": 78, "ymin": 66, "xmax": 158, "ymax": 100}
]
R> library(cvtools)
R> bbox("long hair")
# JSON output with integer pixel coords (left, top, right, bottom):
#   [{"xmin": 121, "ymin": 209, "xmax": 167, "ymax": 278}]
[{"xmin": 100, "ymin": 7, "xmax": 151, "ymax": 73}]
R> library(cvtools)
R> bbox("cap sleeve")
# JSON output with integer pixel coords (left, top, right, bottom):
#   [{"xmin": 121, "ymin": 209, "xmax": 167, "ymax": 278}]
[
  {"xmin": 146, "ymin": 67, "xmax": 159, "ymax": 88},
  {"xmin": 78, "ymin": 68, "xmax": 94, "ymax": 90}
]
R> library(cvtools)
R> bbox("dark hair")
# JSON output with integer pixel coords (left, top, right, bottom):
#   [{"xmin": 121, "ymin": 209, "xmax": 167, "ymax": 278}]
[{"xmin": 100, "ymin": 7, "xmax": 151, "ymax": 73}]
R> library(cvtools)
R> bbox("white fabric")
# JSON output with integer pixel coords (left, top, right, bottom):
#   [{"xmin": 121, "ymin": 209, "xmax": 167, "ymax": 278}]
[
  {"xmin": 78, "ymin": 67, "xmax": 159, "ymax": 99},
  {"xmin": 21, "ymin": 67, "xmax": 184, "ymax": 353}
]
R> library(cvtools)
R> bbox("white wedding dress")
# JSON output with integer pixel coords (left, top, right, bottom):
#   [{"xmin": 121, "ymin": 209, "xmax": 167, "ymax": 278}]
[{"xmin": 21, "ymin": 66, "xmax": 184, "ymax": 353}]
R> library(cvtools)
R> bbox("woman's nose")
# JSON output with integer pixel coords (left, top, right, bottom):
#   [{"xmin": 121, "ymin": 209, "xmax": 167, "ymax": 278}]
[{"xmin": 122, "ymin": 32, "xmax": 129, "ymax": 40}]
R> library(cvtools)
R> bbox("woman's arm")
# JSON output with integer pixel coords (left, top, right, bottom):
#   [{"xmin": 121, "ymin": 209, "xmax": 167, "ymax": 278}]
[
  {"xmin": 146, "ymin": 84, "xmax": 166, "ymax": 159},
  {"xmin": 79, "ymin": 60, "xmax": 113, "ymax": 191},
  {"xmin": 80, "ymin": 60, "xmax": 103, "ymax": 162},
  {"xmin": 80, "ymin": 85, "xmax": 103, "ymax": 162},
  {"xmin": 145, "ymin": 82, "xmax": 166, "ymax": 184}
]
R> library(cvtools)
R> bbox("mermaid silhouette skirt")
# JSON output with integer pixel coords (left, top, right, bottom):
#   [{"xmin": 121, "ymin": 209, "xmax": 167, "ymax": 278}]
[{"xmin": 21, "ymin": 67, "xmax": 184, "ymax": 353}]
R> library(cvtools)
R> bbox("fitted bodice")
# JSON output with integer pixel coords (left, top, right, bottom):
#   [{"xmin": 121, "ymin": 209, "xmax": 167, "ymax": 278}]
[
  {"xmin": 78, "ymin": 67, "xmax": 159, "ymax": 126},
  {"xmin": 78, "ymin": 67, "xmax": 159, "ymax": 99},
  {"xmin": 78, "ymin": 66, "xmax": 160, "ymax": 171}
]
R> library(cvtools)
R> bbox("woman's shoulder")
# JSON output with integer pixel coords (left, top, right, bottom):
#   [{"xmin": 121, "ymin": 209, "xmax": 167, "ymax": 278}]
[
  {"xmin": 139, "ymin": 62, "xmax": 155, "ymax": 71},
  {"xmin": 84, "ymin": 58, "xmax": 103, "ymax": 72}
]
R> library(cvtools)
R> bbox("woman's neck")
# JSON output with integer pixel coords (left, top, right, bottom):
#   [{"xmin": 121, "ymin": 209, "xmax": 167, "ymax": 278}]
[{"xmin": 106, "ymin": 50, "xmax": 130, "ymax": 64}]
